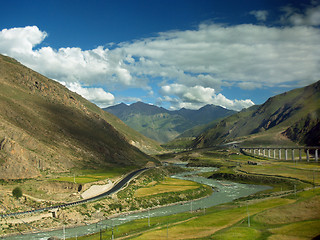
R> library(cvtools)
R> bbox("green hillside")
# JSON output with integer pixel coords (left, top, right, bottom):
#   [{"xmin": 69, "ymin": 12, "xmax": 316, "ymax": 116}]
[
  {"xmin": 105, "ymin": 102, "xmax": 235, "ymax": 143},
  {"xmin": 193, "ymin": 81, "xmax": 320, "ymax": 148},
  {"xmin": 124, "ymin": 112, "xmax": 193, "ymax": 143},
  {"xmin": 0, "ymin": 54, "xmax": 160, "ymax": 180}
]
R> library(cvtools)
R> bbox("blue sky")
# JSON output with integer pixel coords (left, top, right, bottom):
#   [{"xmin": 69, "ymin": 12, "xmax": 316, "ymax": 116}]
[{"xmin": 1, "ymin": 0, "xmax": 320, "ymax": 110}]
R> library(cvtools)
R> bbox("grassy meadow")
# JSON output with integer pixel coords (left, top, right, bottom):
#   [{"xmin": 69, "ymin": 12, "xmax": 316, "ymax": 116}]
[
  {"xmin": 51, "ymin": 167, "xmax": 135, "ymax": 184},
  {"xmin": 69, "ymin": 187, "xmax": 320, "ymax": 240},
  {"xmin": 134, "ymin": 177, "xmax": 200, "ymax": 197}
]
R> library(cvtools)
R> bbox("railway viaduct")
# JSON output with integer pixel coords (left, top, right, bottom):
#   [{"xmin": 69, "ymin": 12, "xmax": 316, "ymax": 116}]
[{"xmin": 240, "ymin": 147, "xmax": 319, "ymax": 162}]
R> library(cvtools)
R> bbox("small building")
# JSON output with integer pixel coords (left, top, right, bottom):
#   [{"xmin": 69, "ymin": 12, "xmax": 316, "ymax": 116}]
[{"xmin": 50, "ymin": 208, "xmax": 59, "ymax": 218}]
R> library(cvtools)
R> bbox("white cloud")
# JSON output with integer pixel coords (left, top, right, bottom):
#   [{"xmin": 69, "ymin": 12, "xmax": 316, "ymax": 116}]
[
  {"xmin": 250, "ymin": 10, "xmax": 268, "ymax": 21},
  {"xmin": 121, "ymin": 22, "xmax": 320, "ymax": 89},
  {"xmin": 280, "ymin": 4, "xmax": 320, "ymax": 26},
  {"xmin": 161, "ymin": 84, "xmax": 215, "ymax": 103},
  {"xmin": 213, "ymin": 93, "xmax": 254, "ymax": 111},
  {"xmin": 0, "ymin": 26, "xmax": 47, "ymax": 56},
  {"xmin": 160, "ymin": 83, "xmax": 254, "ymax": 111},
  {"xmin": 1, "ymin": 18, "xmax": 320, "ymax": 110},
  {"xmin": 0, "ymin": 27, "xmax": 135, "ymax": 88},
  {"xmin": 60, "ymin": 82, "xmax": 114, "ymax": 107}
]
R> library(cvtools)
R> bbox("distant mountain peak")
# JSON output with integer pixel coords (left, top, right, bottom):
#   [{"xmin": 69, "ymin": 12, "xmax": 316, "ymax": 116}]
[
  {"xmin": 131, "ymin": 101, "xmax": 145, "ymax": 106},
  {"xmin": 104, "ymin": 101, "xmax": 235, "ymax": 143}
]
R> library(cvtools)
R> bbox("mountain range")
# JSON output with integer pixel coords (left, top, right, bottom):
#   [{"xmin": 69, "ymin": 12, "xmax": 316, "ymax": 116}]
[
  {"xmin": 0, "ymin": 54, "xmax": 160, "ymax": 180},
  {"xmin": 192, "ymin": 80, "xmax": 320, "ymax": 148},
  {"xmin": 104, "ymin": 102, "xmax": 235, "ymax": 143},
  {"xmin": 1, "ymin": 53, "xmax": 319, "ymax": 180}
]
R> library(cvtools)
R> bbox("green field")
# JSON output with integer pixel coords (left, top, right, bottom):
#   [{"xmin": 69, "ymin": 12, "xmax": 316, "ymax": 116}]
[
  {"xmin": 240, "ymin": 162, "xmax": 320, "ymax": 185},
  {"xmin": 134, "ymin": 177, "xmax": 200, "ymax": 197},
  {"xmin": 51, "ymin": 167, "xmax": 135, "ymax": 184},
  {"xmin": 70, "ymin": 189, "xmax": 320, "ymax": 240}
]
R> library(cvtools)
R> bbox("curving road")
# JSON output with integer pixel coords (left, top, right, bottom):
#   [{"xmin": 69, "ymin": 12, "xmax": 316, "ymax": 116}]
[{"xmin": 0, "ymin": 168, "xmax": 148, "ymax": 218}]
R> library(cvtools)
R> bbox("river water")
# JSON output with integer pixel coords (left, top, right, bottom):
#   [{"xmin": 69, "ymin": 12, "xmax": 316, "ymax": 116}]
[{"xmin": 3, "ymin": 166, "xmax": 270, "ymax": 240}]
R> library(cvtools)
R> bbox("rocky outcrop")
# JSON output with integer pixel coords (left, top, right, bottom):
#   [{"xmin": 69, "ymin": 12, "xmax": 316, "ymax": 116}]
[
  {"xmin": 283, "ymin": 113, "xmax": 320, "ymax": 146},
  {"xmin": 0, "ymin": 136, "xmax": 41, "ymax": 179},
  {"xmin": 38, "ymin": 181, "xmax": 81, "ymax": 194}
]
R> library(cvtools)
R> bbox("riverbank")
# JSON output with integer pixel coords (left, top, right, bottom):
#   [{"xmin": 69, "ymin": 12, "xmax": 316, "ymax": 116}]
[
  {"xmin": 1, "ymin": 165, "xmax": 268, "ymax": 239},
  {"xmin": 1, "ymin": 191, "xmax": 213, "ymax": 239},
  {"xmin": 61, "ymin": 172, "xmax": 270, "ymax": 239},
  {"xmin": 4, "ymin": 145, "xmax": 320, "ymax": 240},
  {"xmin": 0, "ymin": 166, "xmax": 208, "ymax": 238},
  {"xmin": 100, "ymin": 188, "xmax": 320, "ymax": 240}
]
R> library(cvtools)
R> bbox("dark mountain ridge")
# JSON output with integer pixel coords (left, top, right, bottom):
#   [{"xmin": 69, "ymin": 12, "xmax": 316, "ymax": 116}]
[
  {"xmin": 106, "ymin": 101, "xmax": 169, "ymax": 118},
  {"xmin": 174, "ymin": 104, "xmax": 235, "ymax": 125}
]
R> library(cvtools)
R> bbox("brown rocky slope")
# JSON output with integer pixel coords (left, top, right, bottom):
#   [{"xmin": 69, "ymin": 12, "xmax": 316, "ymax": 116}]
[{"xmin": 0, "ymin": 54, "xmax": 157, "ymax": 179}]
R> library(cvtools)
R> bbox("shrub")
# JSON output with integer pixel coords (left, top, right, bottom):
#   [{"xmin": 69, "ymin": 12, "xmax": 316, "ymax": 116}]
[{"xmin": 12, "ymin": 187, "xmax": 23, "ymax": 199}]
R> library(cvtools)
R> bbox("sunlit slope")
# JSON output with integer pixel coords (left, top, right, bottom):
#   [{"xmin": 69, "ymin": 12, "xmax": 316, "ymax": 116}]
[
  {"xmin": 193, "ymin": 80, "xmax": 320, "ymax": 148},
  {"xmin": 0, "ymin": 54, "xmax": 158, "ymax": 179}
]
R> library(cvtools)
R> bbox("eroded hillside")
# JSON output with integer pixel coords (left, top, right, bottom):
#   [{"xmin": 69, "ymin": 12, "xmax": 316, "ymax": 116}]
[{"xmin": 0, "ymin": 55, "xmax": 158, "ymax": 179}]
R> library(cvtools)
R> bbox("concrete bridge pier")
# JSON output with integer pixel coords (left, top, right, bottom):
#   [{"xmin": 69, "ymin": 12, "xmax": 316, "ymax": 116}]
[
  {"xmin": 292, "ymin": 149, "xmax": 295, "ymax": 162},
  {"xmin": 316, "ymin": 149, "xmax": 319, "ymax": 162},
  {"xmin": 278, "ymin": 149, "xmax": 281, "ymax": 160},
  {"xmin": 285, "ymin": 149, "xmax": 288, "ymax": 160},
  {"xmin": 307, "ymin": 149, "xmax": 310, "ymax": 162},
  {"xmin": 299, "ymin": 149, "xmax": 302, "ymax": 161}
]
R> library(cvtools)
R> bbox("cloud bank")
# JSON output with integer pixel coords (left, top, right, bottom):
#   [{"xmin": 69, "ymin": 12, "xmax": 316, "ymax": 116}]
[
  {"xmin": 159, "ymin": 84, "xmax": 254, "ymax": 110},
  {"xmin": 1, "ymin": 3, "xmax": 320, "ymax": 111},
  {"xmin": 280, "ymin": 4, "xmax": 320, "ymax": 26}
]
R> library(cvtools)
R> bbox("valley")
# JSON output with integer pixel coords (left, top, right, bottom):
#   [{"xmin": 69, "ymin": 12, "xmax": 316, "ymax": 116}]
[
  {"xmin": 104, "ymin": 102, "xmax": 235, "ymax": 143},
  {"xmin": 0, "ymin": 55, "xmax": 319, "ymax": 239},
  {"xmin": 1, "ymin": 147, "xmax": 320, "ymax": 239},
  {"xmin": 67, "ymin": 148, "xmax": 320, "ymax": 240}
]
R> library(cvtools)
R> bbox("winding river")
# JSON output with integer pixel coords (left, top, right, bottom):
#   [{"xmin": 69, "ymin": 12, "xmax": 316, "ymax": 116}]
[{"xmin": 3, "ymin": 166, "xmax": 270, "ymax": 239}]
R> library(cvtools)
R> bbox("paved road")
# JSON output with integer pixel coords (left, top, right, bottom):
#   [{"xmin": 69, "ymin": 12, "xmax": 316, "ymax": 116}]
[{"xmin": 0, "ymin": 168, "xmax": 147, "ymax": 218}]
